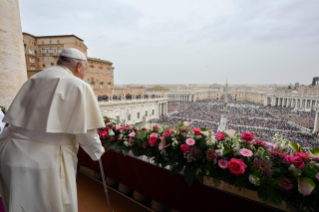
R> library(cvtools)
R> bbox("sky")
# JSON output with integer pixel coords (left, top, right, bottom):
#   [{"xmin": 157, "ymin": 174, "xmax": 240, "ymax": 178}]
[{"xmin": 19, "ymin": 0, "xmax": 319, "ymax": 85}]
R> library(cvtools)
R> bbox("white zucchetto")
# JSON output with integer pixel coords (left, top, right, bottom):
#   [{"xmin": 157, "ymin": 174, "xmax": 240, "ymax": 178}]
[{"xmin": 60, "ymin": 48, "xmax": 87, "ymax": 61}]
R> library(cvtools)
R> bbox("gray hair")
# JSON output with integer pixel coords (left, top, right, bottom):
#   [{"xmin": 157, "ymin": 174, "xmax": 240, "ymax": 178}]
[{"xmin": 57, "ymin": 56, "xmax": 85, "ymax": 68}]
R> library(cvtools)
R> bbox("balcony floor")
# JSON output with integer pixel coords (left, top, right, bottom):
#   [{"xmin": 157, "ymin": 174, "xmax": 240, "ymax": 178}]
[{"xmin": 77, "ymin": 172, "xmax": 152, "ymax": 212}]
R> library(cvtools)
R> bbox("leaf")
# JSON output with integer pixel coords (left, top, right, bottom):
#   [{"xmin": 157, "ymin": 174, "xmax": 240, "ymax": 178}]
[
  {"xmin": 123, "ymin": 149, "xmax": 130, "ymax": 156},
  {"xmin": 289, "ymin": 142, "xmax": 299, "ymax": 152},
  {"xmin": 271, "ymin": 198, "xmax": 282, "ymax": 206},
  {"xmin": 298, "ymin": 144, "xmax": 306, "ymax": 153},
  {"xmin": 196, "ymin": 173, "xmax": 203, "ymax": 184},
  {"xmin": 196, "ymin": 168, "xmax": 202, "ymax": 175},
  {"xmin": 257, "ymin": 190, "xmax": 267, "ymax": 201},
  {"xmin": 170, "ymin": 164, "xmax": 184, "ymax": 176},
  {"xmin": 184, "ymin": 166, "xmax": 196, "ymax": 187},
  {"xmin": 105, "ymin": 143, "xmax": 113, "ymax": 151}
]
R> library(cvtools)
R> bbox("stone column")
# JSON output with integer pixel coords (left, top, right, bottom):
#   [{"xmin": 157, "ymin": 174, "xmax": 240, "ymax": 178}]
[
  {"xmin": 313, "ymin": 109, "xmax": 319, "ymax": 133},
  {"xmin": 0, "ymin": 0, "xmax": 28, "ymax": 108}
]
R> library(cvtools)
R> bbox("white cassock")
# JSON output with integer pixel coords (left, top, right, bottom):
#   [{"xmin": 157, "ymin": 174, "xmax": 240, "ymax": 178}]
[{"xmin": 0, "ymin": 65, "xmax": 105, "ymax": 212}]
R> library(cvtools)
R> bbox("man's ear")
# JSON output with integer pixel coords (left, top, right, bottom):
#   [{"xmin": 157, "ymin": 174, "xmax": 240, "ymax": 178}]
[{"xmin": 76, "ymin": 62, "xmax": 83, "ymax": 73}]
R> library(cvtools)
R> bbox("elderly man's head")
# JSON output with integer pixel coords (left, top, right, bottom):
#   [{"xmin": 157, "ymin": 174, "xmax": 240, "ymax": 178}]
[{"xmin": 57, "ymin": 48, "xmax": 88, "ymax": 80}]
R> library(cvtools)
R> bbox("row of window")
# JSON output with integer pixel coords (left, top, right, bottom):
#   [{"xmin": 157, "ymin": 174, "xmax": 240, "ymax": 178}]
[
  {"xmin": 42, "ymin": 40, "xmax": 60, "ymax": 45},
  {"xmin": 117, "ymin": 110, "xmax": 155, "ymax": 122},
  {"xmin": 40, "ymin": 47, "xmax": 62, "ymax": 54},
  {"xmin": 90, "ymin": 67, "xmax": 112, "ymax": 74}
]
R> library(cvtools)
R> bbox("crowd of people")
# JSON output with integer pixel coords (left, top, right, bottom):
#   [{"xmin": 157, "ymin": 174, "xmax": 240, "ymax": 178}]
[
  {"xmin": 268, "ymin": 107, "xmax": 315, "ymax": 129},
  {"xmin": 151, "ymin": 100, "xmax": 319, "ymax": 148}
]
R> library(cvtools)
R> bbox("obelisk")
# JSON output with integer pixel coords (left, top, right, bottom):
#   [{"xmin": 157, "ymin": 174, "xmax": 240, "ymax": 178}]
[{"xmin": 0, "ymin": 0, "xmax": 27, "ymax": 108}]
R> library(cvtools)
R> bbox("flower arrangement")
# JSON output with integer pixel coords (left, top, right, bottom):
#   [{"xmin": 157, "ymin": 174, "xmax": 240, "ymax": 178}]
[{"xmin": 98, "ymin": 118, "xmax": 319, "ymax": 211}]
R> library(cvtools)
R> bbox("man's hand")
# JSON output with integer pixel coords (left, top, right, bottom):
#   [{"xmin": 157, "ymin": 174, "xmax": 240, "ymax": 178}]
[{"xmin": 101, "ymin": 146, "xmax": 106, "ymax": 156}]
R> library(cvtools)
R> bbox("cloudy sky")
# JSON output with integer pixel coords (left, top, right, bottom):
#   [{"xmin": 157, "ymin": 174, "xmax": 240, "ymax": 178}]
[{"xmin": 19, "ymin": 0, "xmax": 319, "ymax": 85}]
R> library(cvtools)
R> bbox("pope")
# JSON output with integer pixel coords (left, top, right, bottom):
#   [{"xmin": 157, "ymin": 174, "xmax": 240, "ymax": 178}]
[{"xmin": 0, "ymin": 48, "xmax": 106, "ymax": 212}]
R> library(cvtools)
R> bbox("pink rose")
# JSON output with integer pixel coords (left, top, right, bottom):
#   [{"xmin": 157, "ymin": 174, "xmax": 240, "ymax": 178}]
[
  {"xmin": 241, "ymin": 132, "xmax": 254, "ymax": 141},
  {"xmin": 129, "ymin": 132, "xmax": 136, "ymax": 137},
  {"xmin": 215, "ymin": 133, "xmax": 225, "ymax": 141},
  {"xmin": 186, "ymin": 138, "xmax": 195, "ymax": 146},
  {"xmin": 239, "ymin": 148, "xmax": 253, "ymax": 157},
  {"xmin": 148, "ymin": 133, "xmax": 158, "ymax": 147},
  {"xmin": 295, "ymin": 152, "xmax": 309, "ymax": 162},
  {"xmin": 265, "ymin": 142, "xmax": 275, "ymax": 148},
  {"xmin": 228, "ymin": 158, "xmax": 247, "ymax": 176},
  {"xmin": 99, "ymin": 131, "xmax": 107, "ymax": 140},
  {"xmin": 193, "ymin": 128, "xmax": 201, "ymax": 135},
  {"xmin": 285, "ymin": 155, "xmax": 305, "ymax": 169},
  {"xmin": 106, "ymin": 122, "xmax": 112, "ymax": 125},
  {"xmin": 218, "ymin": 159, "xmax": 228, "ymax": 169},
  {"xmin": 180, "ymin": 144, "xmax": 190, "ymax": 153},
  {"xmin": 278, "ymin": 178, "xmax": 293, "ymax": 190},
  {"xmin": 153, "ymin": 125, "xmax": 158, "ymax": 131}
]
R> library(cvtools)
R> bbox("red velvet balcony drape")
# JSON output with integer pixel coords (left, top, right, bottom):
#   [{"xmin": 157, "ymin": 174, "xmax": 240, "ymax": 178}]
[
  {"xmin": 78, "ymin": 148, "xmax": 280, "ymax": 212},
  {"xmin": 0, "ymin": 197, "xmax": 4, "ymax": 212}
]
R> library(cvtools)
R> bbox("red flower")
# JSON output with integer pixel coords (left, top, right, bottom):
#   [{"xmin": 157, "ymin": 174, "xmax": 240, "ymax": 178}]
[
  {"xmin": 99, "ymin": 131, "xmax": 108, "ymax": 140},
  {"xmin": 103, "ymin": 126, "xmax": 109, "ymax": 131},
  {"xmin": 119, "ymin": 126, "xmax": 127, "ymax": 131},
  {"xmin": 241, "ymin": 132, "xmax": 254, "ymax": 141},
  {"xmin": 163, "ymin": 131, "xmax": 170, "ymax": 138},
  {"xmin": 193, "ymin": 128, "xmax": 201, "ymax": 135},
  {"xmin": 295, "ymin": 152, "xmax": 308, "ymax": 162},
  {"xmin": 180, "ymin": 144, "xmax": 190, "ymax": 153},
  {"xmin": 142, "ymin": 128, "xmax": 147, "ymax": 131},
  {"xmin": 148, "ymin": 133, "xmax": 158, "ymax": 147},
  {"xmin": 215, "ymin": 133, "xmax": 225, "ymax": 141},
  {"xmin": 254, "ymin": 140, "xmax": 266, "ymax": 149},
  {"xmin": 142, "ymin": 141, "xmax": 148, "ymax": 149},
  {"xmin": 110, "ymin": 137, "xmax": 115, "ymax": 142},
  {"xmin": 279, "ymin": 178, "xmax": 293, "ymax": 190},
  {"xmin": 153, "ymin": 125, "xmax": 158, "ymax": 131},
  {"xmin": 228, "ymin": 158, "xmax": 247, "ymax": 176},
  {"xmin": 117, "ymin": 134, "xmax": 121, "ymax": 142},
  {"xmin": 285, "ymin": 155, "xmax": 305, "ymax": 169}
]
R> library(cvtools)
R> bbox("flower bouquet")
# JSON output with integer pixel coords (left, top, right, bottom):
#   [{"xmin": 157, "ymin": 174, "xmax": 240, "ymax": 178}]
[{"xmin": 98, "ymin": 118, "xmax": 319, "ymax": 212}]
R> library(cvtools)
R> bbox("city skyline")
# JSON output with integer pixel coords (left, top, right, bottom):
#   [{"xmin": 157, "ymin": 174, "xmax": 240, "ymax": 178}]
[{"xmin": 19, "ymin": 0, "xmax": 319, "ymax": 85}]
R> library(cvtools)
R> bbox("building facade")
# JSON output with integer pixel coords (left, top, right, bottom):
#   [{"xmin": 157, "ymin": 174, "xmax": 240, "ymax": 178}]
[
  {"xmin": 22, "ymin": 32, "xmax": 115, "ymax": 96},
  {"xmin": 99, "ymin": 96, "xmax": 168, "ymax": 125}
]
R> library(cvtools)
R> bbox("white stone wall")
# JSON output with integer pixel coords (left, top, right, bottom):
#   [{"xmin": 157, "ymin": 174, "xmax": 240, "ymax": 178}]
[
  {"xmin": 99, "ymin": 98, "xmax": 168, "ymax": 125},
  {"xmin": 0, "ymin": 0, "xmax": 28, "ymax": 107}
]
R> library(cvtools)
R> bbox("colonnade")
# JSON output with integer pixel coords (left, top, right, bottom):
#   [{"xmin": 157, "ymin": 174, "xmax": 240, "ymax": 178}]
[
  {"xmin": 167, "ymin": 93, "xmax": 197, "ymax": 102},
  {"xmin": 265, "ymin": 96, "xmax": 319, "ymax": 111}
]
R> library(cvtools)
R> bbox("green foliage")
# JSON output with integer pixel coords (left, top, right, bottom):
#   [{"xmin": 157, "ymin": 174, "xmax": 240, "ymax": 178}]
[{"xmin": 149, "ymin": 86, "xmax": 170, "ymax": 92}]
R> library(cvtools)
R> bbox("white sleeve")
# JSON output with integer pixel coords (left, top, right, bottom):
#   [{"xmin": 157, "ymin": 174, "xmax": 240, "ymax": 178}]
[{"xmin": 76, "ymin": 129, "xmax": 103, "ymax": 161}]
